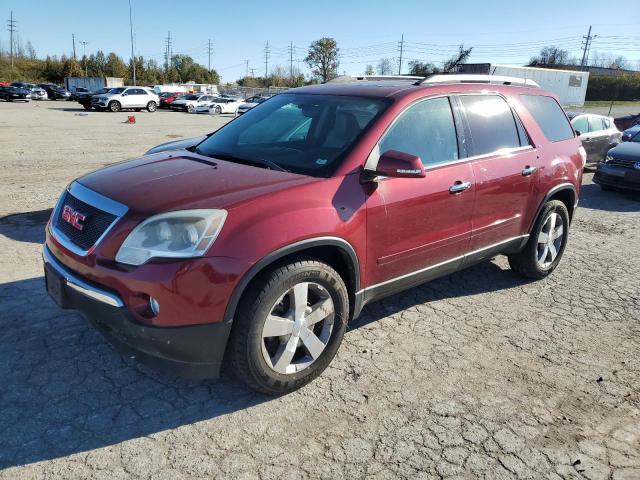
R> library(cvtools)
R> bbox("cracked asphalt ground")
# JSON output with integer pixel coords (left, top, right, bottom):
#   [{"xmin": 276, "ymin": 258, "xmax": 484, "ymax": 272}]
[{"xmin": 1, "ymin": 101, "xmax": 639, "ymax": 479}]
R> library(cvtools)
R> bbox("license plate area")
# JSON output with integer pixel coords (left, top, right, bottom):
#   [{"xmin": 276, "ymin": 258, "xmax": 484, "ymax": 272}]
[
  {"xmin": 45, "ymin": 263, "xmax": 69, "ymax": 308},
  {"xmin": 625, "ymin": 170, "xmax": 640, "ymax": 183}
]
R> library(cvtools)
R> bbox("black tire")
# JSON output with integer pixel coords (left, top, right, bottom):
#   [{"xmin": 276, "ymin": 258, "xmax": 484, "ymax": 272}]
[
  {"xmin": 214, "ymin": 105, "xmax": 222, "ymax": 114},
  {"xmin": 228, "ymin": 259, "xmax": 349, "ymax": 395},
  {"xmin": 109, "ymin": 101, "xmax": 121, "ymax": 112},
  {"xmin": 187, "ymin": 104, "xmax": 195, "ymax": 113},
  {"xmin": 146, "ymin": 101, "xmax": 157, "ymax": 112},
  {"xmin": 508, "ymin": 200, "xmax": 570, "ymax": 280},
  {"xmin": 83, "ymin": 104, "xmax": 92, "ymax": 111}
]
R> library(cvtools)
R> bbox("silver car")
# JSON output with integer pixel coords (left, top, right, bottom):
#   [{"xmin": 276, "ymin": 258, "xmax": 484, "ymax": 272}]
[{"xmin": 567, "ymin": 112, "xmax": 621, "ymax": 167}]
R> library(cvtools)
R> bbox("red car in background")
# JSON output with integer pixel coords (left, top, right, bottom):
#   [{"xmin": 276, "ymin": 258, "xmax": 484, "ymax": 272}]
[
  {"xmin": 159, "ymin": 92, "xmax": 186, "ymax": 108},
  {"xmin": 44, "ymin": 75, "xmax": 585, "ymax": 395}
]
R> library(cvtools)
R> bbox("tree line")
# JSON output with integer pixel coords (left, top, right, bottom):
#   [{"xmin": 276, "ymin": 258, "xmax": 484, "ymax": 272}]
[{"xmin": 0, "ymin": 48, "xmax": 219, "ymax": 85}]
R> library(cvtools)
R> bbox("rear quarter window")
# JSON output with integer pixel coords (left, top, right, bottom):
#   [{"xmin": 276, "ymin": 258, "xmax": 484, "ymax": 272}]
[{"xmin": 520, "ymin": 95, "xmax": 574, "ymax": 142}]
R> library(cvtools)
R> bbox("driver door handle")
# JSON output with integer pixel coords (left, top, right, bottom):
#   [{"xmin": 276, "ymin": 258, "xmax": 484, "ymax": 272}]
[
  {"xmin": 449, "ymin": 181, "xmax": 472, "ymax": 193},
  {"xmin": 522, "ymin": 166, "xmax": 537, "ymax": 176}
]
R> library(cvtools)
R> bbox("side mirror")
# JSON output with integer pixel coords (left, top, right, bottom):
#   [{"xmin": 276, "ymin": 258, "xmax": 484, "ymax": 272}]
[
  {"xmin": 362, "ymin": 150, "xmax": 426, "ymax": 182},
  {"xmin": 122, "ymin": 92, "xmax": 128, "ymax": 96},
  {"xmin": 574, "ymin": 130, "xmax": 582, "ymax": 136}
]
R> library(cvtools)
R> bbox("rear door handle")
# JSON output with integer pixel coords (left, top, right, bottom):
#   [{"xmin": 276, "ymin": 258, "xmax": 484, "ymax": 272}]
[
  {"xmin": 522, "ymin": 166, "xmax": 537, "ymax": 176},
  {"xmin": 449, "ymin": 181, "xmax": 472, "ymax": 193}
]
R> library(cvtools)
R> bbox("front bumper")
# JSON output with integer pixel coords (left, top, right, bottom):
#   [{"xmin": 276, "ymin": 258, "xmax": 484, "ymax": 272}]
[
  {"xmin": 593, "ymin": 163, "xmax": 640, "ymax": 191},
  {"xmin": 43, "ymin": 245, "xmax": 232, "ymax": 380}
]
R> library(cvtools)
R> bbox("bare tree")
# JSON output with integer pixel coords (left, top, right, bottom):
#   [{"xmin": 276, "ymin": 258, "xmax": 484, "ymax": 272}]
[
  {"xmin": 529, "ymin": 46, "xmax": 570, "ymax": 66},
  {"xmin": 305, "ymin": 37, "xmax": 339, "ymax": 83},
  {"xmin": 364, "ymin": 64, "xmax": 374, "ymax": 75},
  {"xmin": 377, "ymin": 58, "xmax": 394, "ymax": 75},
  {"xmin": 442, "ymin": 45, "xmax": 473, "ymax": 73}
]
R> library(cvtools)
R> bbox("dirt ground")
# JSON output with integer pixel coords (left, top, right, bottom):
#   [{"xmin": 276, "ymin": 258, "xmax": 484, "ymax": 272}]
[{"xmin": 1, "ymin": 100, "xmax": 639, "ymax": 479}]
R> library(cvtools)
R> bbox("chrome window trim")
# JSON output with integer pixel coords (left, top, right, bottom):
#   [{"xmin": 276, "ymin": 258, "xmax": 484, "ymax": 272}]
[
  {"xmin": 50, "ymin": 181, "xmax": 128, "ymax": 257},
  {"xmin": 360, "ymin": 234, "xmax": 529, "ymax": 293},
  {"xmin": 43, "ymin": 246, "xmax": 124, "ymax": 307}
]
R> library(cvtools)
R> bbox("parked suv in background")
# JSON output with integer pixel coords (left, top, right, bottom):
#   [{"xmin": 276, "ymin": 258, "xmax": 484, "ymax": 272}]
[
  {"xmin": 44, "ymin": 75, "xmax": 584, "ymax": 395},
  {"xmin": 91, "ymin": 86, "xmax": 159, "ymax": 112},
  {"xmin": 567, "ymin": 112, "xmax": 621, "ymax": 167}
]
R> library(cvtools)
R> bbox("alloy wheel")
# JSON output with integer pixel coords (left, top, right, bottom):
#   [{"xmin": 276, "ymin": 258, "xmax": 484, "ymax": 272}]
[
  {"xmin": 537, "ymin": 211, "xmax": 564, "ymax": 268},
  {"xmin": 261, "ymin": 282, "xmax": 335, "ymax": 375}
]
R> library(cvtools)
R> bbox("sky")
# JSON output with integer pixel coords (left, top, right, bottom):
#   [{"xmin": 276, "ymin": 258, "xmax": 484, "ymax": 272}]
[{"xmin": 2, "ymin": 0, "xmax": 638, "ymax": 82}]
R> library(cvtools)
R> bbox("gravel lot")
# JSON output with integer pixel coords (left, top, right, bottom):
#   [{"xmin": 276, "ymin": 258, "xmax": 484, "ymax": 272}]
[{"xmin": 1, "ymin": 101, "xmax": 639, "ymax": 480}]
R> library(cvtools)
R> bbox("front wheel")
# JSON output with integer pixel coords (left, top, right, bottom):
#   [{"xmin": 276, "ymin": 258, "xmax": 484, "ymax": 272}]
[
  {"xmin": 508, "ymin": 200, "xmax": 570, "ymax": 280},
  {"xmin": 109, "ymin": 101, "xmax": 121, "ymax": 112},
  {"xmin": 187, "ymin": 104, "xmax": 195, "ymax": 113},
  {"xmin": 214, "ymin": 105, "xmax": 222, "ymax": 114},
  {"xmin": 146, "ymin": 101, "xmax": 157, "ymax": 112},
  {"xmin": 228, "ymin": 259, "xmax": 349, "ymax": 395}
]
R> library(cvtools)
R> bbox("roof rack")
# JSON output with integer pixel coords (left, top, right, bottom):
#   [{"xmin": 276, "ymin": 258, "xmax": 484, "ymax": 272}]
[
  {"xmin": 327, "ymin": 75, "xmax": 424, "ymax": 83},
  {"xmin": 415, "ymin": 74, "xmax": 540, "ymax": 88}
]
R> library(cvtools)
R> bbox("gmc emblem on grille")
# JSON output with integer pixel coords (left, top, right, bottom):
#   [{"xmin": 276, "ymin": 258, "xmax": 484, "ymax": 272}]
[{"xmin": 61, "ymin": 205, "xmax": 87, "ymax": 231}]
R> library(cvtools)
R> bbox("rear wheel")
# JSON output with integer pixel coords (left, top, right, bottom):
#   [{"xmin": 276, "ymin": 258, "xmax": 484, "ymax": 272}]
[
  {"xmin": 214, "ymin": 105, "xmax": 222, "ymax": 114},
  {"xmin": 228, "ymin": 259, "xmax": 349, "ymax": 395},
  {"xmin": 146, "ymin": 101, "xmax": 157, "ymax": 112},
  {"xmin": 187, "ymin": 104, "xmax": 195, "ymax": 113},
  {"xmin": 508, "ymin": 200, "xmax": 570, "ymax": 280},
  {"xmin": 109, "ymin": 101, "xmax": 121, "ymax": 112}
]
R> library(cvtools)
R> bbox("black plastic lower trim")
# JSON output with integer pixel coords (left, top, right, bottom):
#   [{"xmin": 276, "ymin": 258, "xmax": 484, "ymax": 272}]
[{"xmin": 51, "ymin": 270, "xmax": 231, "ymax": 380}]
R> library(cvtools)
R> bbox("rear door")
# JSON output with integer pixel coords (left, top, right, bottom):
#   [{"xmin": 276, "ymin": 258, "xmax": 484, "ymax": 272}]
[
  {"xmin": 456, "ymin": 94, "xmax": 539, "ymax": 251},
  {"xmin": 365, "ymin": 96, "xmax": 475, "ymax": 294}
]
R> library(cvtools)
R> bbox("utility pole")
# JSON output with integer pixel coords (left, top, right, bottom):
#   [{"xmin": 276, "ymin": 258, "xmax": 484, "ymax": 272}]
[
  {"xmin": 80, "ymin": 41, "xmax": 89, "ymax": 76},
  {"xmin": 7, "ymin": 11, "xmax": 17, "ymax": 71},
  {"xmin": 398, "ymin": 33, "xmax": 404, "ymax": 75},
  {"xmin": 207, "ymin": 38, "xmax": 213, "ymax": 72},
  {"xmin": 245, "ymin": 59, "xmax": 249, "ymax": 78},
  {"xmin": 165, "ymin": 31, "xmax": 172, "ymax": 71},
  {"xmin": 72, "ymin": 33, "xmax": 76, "ymax": 59},
  {"xmin": 264, "ymin": 41, "xmax": 270, "ymax": 78},
  {"xmin": 250, "ymin": 68, "xmax": 256, "ymax": 78},
  {"xmin": 128, "ymin": 0, "xmax": 136, "ymax": 85},
  {"xmin": 580, "ymin": 26, "xmax": 597, "ymax": 69},
  {"xmin": 288, "ymin": 41, "xmax": 293, "ymax": 79}
]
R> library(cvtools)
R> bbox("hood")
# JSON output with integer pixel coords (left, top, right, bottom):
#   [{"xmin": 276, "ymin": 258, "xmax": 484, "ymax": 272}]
[
  {"xmin": 77, "ymin": 151, "xmax": 316, "ymax": 214},
  {"xmin": 145, "ymin": 135, "xmax": 207, "ymax": 155},
  {"xmin": 609, "ymin": 141, "xmax": 640, "ymax": 161}
]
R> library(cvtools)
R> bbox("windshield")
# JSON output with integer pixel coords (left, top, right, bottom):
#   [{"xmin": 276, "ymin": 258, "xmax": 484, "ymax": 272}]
[{"xmin": 196, "ymin": 93, "xmax": 388, "ymax": 177}]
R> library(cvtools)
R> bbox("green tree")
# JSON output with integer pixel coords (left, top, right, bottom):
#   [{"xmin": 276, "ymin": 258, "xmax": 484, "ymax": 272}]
[
  {"xmin": 305, "ymin": 37, "xmax": 339, "ymax": 83},
  {"xmin": 63, "ymin": 58, "xmax": 83, "ymax": 77}
]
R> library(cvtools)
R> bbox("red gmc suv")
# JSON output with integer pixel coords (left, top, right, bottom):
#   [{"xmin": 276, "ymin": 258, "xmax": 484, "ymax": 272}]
[{"xmin": 44, "ymin": 75, "xmax": 585, "ymax": 394}]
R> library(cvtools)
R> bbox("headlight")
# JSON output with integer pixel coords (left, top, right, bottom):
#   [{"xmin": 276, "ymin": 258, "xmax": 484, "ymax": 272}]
[{"xmin": 115, "ymin": 209, "xmax": 227, "ymax": 266}]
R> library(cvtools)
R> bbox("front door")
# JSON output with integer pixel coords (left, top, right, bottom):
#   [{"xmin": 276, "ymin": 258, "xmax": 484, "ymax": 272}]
[
  {"xmin": 455, "ymin": 94, "xmax": 539, "ymax": 250},
  {"xmin": 365, "ymin": 96, "xmax": 475, "ymax": 297}
]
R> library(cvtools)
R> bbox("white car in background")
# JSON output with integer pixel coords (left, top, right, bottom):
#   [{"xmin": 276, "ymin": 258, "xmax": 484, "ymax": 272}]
[
  {"xmin": 91, "ymin": 86, "xmax": 159, "ymax": 112},
  {"xmin": 171, "ymin": 93, "xmax": 217, "ymax": 113},
  {"xmin": 197, "ymin": 97, "xmax": 243, "ymax": 115},
  {"xmin": 236, "ymin": 95, "xmax": 272, "ymax": 116}
]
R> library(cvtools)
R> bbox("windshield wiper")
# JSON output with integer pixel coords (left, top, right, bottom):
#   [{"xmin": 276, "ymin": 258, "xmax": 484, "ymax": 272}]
[{"xmin": 204, "ymin": 151, "xmax": 288, "ymax": 172}]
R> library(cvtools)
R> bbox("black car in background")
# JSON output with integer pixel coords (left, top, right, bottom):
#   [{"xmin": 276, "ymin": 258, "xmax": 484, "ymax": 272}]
[
  {"xmin": 77, "ymin": 87, "xmax": 114, "ymax": 110},
  {"xmin": 38, "ymin": 83, "xmax": 71, "ymax": 100},
  {"xmin": 594, "ymin": 131, "xmax": 640, "ymax": 192},
  {"xmin": 0, "ymin": 86, "xmax": 31, "ymax": 102}
]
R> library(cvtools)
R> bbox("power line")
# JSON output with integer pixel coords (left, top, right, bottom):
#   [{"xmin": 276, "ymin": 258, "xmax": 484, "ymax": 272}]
[
  {"xmin": 398, "ymin": 33, "xmax": 404, "ymax": 74},
  {"xmin": 7, "ymin": 11, "xmax": 17, "ymax": 71},
  {"xmin": 207, "ymin": 38, "xmax": 213, "ymax": 72},
  {"xmin": 264, "ymin": 40, "xmax": 270, "ymax": 77}
]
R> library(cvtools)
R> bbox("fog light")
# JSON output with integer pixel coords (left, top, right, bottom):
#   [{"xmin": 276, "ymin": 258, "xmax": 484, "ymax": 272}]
[{"xmin": 149, "ymin": 297, "xmax": 160, "ymax": 316}]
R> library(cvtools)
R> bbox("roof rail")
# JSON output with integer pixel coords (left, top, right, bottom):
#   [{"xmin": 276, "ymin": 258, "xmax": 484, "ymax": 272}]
[
  {"xmin": 415, "ymin": 74, "xmax": 540, "ymax": 88},
  {"xmin": 327, "ymin": 75, "xmax": 423, "ymax": 83}
]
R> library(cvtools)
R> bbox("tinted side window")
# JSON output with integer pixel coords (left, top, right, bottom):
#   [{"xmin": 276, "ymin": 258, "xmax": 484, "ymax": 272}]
[
  {"xmin": 589, "ymin": 116, "xmax": 604, "ymax": 132},
  {"xmin": 378, "ymin": 97, "xmax": 458, "ymax": 167},
  {"xmin": 459, "ymin": 95, "xmax": 521, "ymax": 156},
  {"xmin": 572, "ymin": 116, "xmax": 589, "ymax": 134},
  {"xmin": 520, "ymin": 95, "xmax": 574, "ymax": 142}
]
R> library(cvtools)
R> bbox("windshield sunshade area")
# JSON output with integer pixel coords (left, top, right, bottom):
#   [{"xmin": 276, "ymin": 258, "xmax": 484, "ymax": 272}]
[{"xmin": 195, "ymin": 93, "xmax": 388, "ymax": 177}]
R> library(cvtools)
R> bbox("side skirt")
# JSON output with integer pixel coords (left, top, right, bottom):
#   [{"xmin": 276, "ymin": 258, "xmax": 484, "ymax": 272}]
[{"xmin": 355, "ymin": 235, "xmax": 528, "ymax": 315}]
